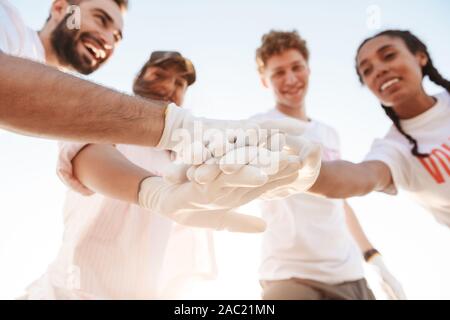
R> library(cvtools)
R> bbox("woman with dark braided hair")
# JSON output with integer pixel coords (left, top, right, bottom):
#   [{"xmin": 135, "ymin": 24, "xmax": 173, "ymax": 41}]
[{"xmin": 309, "ymin": 29, "xmax": 450, "ymax": 229}]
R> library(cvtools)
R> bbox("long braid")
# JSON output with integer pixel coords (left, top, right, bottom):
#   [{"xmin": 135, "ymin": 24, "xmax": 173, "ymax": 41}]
[
  {"xmin": 357, "ymin": 30, "xmax": 450, "ymax": 158},
  {"xmin": 424, "ymin": 58, "xmax": 450, "ymax": 92},
  {"xmin": 381, "ymin": 105, "xmax": 428, "ymax": 157}
]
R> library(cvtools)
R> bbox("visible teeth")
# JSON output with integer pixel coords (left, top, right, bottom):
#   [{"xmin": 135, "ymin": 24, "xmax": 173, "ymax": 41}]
[
  {"xmin": 84, "ymin": 42, "xmax": 105, "ymax": 60},
  {"xmin": 285, "ymin": 88, "xmax": 303, "ymax": 94},
  {"xmin": 381, "ymin": 78, "xmax": 400, "ymax": 92},
  {"xmin": 98, "ymin": 49, "xmax": 106, "ymax": 59}
]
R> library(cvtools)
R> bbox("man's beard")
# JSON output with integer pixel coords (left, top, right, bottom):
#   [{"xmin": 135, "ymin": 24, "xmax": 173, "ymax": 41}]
[{"xmin": 50, "ymin": 15, "xmax": 105, "ymax": 75}]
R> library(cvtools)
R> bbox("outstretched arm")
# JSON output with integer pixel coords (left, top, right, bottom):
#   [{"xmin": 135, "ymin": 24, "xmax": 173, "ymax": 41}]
[
  {"xmin": 309, "ymin": 160, "xmax": 393, "ymax": 198},
  {"xmin": 70, "ymin": 143, "xmax": 300, "ymax": 233},
  {"xmin": 72, "ymin": 144, "xmax": 151, "ymax": 204},
  {"xmin": 0, "ymin": 52, "xmax": 165, "ymax": 146},
  {"xmin": 344, "ymin": 201, "xmax": 374, "ymax": 253}
]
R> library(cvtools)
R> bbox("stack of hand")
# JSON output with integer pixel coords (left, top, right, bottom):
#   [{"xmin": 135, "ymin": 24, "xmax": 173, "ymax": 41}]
[{"xmin": 138, "ymin": 104, "xmax": 323, "ymax": 233}]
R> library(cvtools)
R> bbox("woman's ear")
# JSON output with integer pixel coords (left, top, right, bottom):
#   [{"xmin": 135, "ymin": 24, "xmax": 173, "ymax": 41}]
[{"xmin": 416, "ymin": 51, "xmax": 429, "ymax": 68}]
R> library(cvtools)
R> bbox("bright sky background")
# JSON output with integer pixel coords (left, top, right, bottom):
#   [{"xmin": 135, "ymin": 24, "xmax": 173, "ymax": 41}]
[{"xmin": 1, "ymin": 0, "xmax": 449, "ymax": 300}]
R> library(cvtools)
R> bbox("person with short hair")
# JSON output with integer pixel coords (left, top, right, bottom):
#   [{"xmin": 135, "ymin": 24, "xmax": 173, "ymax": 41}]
[{"xmin": 252, "ymin": 30, "xmax": 404, "ymax": 300}]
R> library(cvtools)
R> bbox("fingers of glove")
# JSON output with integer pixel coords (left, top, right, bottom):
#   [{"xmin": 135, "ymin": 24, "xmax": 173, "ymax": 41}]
[
  {"xmin": 218, "ymin": 146, "xmax": 287, "ymax": 176},
  {"xmin": 270, "ymin": 153, "xmax": 292, "ymax": 174},
  {"xmin": 257, "ymin": 158, "xmax": 308, "ymax": 201},
  {"xmin": 369, "ymin": 256, "xmax": 408, "ymax": 300},
  {"xmin": 194, "ymin": 163, "xmax": 222, "ymax": 184},
  {"xmin": 300, "ymin": 142, "xmax": 322, "ymax": 169},
  {"xmin": 250, "ymin": 149, "xmax": 289, "ymax": 176},
  {"xmin": 382, "ymin": 278, "xmax": 407, "ymax": 300},
  {"xmin": 286, "ymin": 153, "xmax": 321, "ymax": 194},
  {"xmin": 298, "ymin": 138, "xmax": 322, "ymax": 162},
  {"xmin": 284, "ymin": 135, "xmax": 309, "ymax": 155},
  {"xmin": 204, "ymin": 130, "xmax": 234, "ymax": 157},
  {"xmin": 163, "ymin": 162, "xmax": 191, "ymax": 184},
  {"xmin": 284, "ymin": 136, "xmax": 322, "ymax": 175},
  {"xmin": 264, "ymin": 132, "xmax": 286, "ymax": 152},
  {"xmin": 267, "ymin": 157, "xmax": 302, "ymax": 180},
  {"xmin": 394, "ymin": 286, "xmax": 408, "ymax": 300},
  {"xmin": 207, "ymin": 128, "xmax": 259, "ymax": 158},
  {"xmin": 395, "ymin": 285, "xmax": 407, "ymax": 300},
  {"xmin": 186, "ymin": 165, "xmax": 199, "ymax": 182},
  {"xmin": 381, "ymin": 282, "xmax": 406, "ymax": 300},
  {"xmin": 207, "ymin": 137, "xmax": 235, "ymax": 158},
  {"xmin": 240, "ymin": 169, "xmax": 300, "ymax": 203},
  {"xmin": 285, "ymin": 135, "xmax": 322, "ymax": 160},
  {"xmin": 215, "ymin": 164, "xmax": 269, "ymax": 187},
  {"xmin": 219, "ymin": 146, "xmax": 259, "ymax": 174},
  {"xmin": 234, "ymin": 128, "xmax": 260, "ymax": 148},
  {"xmin": 173, "ymin": 210, "xmax": 266, "ymax": 233},
  {"xmin": 177, "ymin": 141, "xmax": 211, "ymax": 165}
]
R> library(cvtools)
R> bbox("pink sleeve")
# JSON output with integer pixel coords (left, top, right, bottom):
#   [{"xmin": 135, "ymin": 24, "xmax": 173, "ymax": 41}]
[{"xmin": 56, "ymin": 142, "xmax": 95, "ymax": 196}]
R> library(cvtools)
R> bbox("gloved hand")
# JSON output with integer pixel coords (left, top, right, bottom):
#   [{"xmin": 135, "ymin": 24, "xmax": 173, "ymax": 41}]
[
  {"xmin": 165, "ymin": 133, "xmax": 322, "ymax": 201},
  {"xmin": 165, "ymin": 146, "xmax": 289, "ymax": 184},
  {"xmin": 156, "ymin": 104, "xmax": 305, "ymax": 164},
  {"xmin": 139, "ymin": 155, "xmax": 303, "ymax": 232},
  {"xmin": 259, "ymin": 135, "xmax": 322, "ymax": 200},
  {"xmin": 163, "ymin": 116, "xmax": 303, "ymax": 183},
  {"xmin": 367, "ymin": 254, "xmax": 407, "ymax": 300}
]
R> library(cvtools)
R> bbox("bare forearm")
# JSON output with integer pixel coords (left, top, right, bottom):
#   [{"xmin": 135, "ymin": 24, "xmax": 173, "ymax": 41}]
[
  {"xmin": 308, "ymin": 160, "xmax": 390, "ymax": 198},
  {"xmin": 344, "ymin": 201, "xmax": 374, "ymax": 253},
  {"xmin": 72, "ymin": 144, "xmax": 151, "ymax": 204},
  {"xmin": 0, "ymin": 52, "xmax": 165, "ymax": 146}
]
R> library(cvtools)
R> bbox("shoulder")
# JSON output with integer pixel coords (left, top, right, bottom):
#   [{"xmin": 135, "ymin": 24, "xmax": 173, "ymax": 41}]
[
  {"xmin": 381, "ymin": 124, "xmax": 415, "ymax": 148},
  {"xmin": 0, "ymin": 0, "xmax": 27, "ymax": 53},
  {"xmin": 367, "ymin": 134, "xmax": 408, "ymax": 158},
  {"xmin": 249, "ymin": 109, "xmax": 282, "ymax": 121},
  {"xmin": 365, "ymin": 136, "xmax": 411, "ymax": 180},
  {"xmin": 0, "ymin": 1, "xmax": 26, "ymax": 35}
]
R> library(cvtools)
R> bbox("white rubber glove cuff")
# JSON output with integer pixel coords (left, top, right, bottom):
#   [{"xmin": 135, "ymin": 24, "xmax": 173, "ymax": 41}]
[
  {"xmin": 138, "ymin": 176, "xmax": 165, "ymax": 212},
  {"xmin": 156, "ymin": 104, "xmax": 192, "ymax": 151}
]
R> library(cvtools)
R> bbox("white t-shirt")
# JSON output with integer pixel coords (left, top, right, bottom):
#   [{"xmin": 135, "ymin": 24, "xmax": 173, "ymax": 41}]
[
  {"xmin": 0, "ymin": 0, "xmax": 45, "ymax": 62},
  {"xmin": 25, "ymin": 142, "xmax": 217, "ymax": 299},
  {"xmin": 252, "ymin": 109, "xmax": 364, "ymax": 284},
  {"xmin": 365, "ymin": 91, "xmax": 450, "ymax": 227}
]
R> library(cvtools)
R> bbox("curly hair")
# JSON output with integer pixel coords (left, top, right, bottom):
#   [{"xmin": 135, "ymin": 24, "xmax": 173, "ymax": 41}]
[{"xmin": 256, "ymin": 30, "xmax": 309, "ymax": 74}]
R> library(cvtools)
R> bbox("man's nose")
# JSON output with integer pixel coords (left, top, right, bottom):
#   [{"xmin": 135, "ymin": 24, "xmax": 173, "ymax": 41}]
[
  {"xmin": 98, "ymin": 31, "xmax": 115, "ymax": 52},
  {"xmin": 166, "ymin": 77, "xmax": 177, "ymax": 92},
  {"xmin": 285, "ymin": 70, "xmax": 297, "ymax": 85}
]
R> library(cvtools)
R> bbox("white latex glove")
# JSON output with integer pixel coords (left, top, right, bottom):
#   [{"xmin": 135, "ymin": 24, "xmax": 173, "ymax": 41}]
[
  {"xmin": 156, "ymin": 104, "xmax": 304, "ymax": 163},
  {"xmin": 367, "ymin": 254, "xmax": 407, "ymax": 300},
  {"xmin": 164, "ymin": 146, "xmax": 289, "ymax": 187},
  {"xmin": 259, "ymin": 135, "xmax": 322, "ymax": 200},
  {"xmin": 164, "ymin": 124, "xmax": 295, "ymax": 185},
  {"xmin": 140, "ymin": 157, "xmax": 302, "ymax": 232},
  {"xmin": 167, "ymin": 135, "xmax": 322, "ymax": 200}
]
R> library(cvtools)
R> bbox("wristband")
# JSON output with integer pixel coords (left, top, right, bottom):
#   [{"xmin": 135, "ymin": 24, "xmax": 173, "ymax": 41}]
[{"xmin": 364, "ymin": 248, "xmax": 380, "ymax": 262}]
